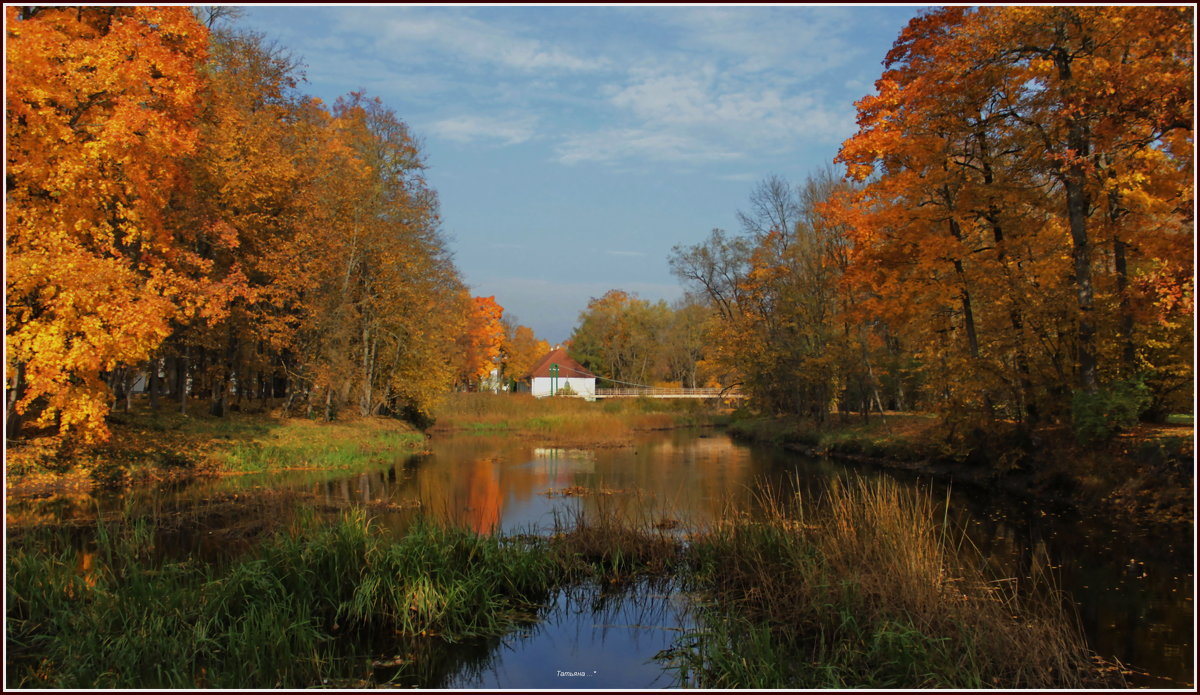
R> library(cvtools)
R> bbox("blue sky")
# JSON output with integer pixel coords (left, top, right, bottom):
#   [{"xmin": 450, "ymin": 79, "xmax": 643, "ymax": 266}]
[{"xmin": 238, "ymin": 5, "xmax": 925, "ymax": 344}]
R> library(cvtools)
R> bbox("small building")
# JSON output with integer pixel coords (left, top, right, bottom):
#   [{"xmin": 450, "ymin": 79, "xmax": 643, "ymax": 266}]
[{"xmin": 526, "ymin": 347, "xmax": 596, "ymax": 400}]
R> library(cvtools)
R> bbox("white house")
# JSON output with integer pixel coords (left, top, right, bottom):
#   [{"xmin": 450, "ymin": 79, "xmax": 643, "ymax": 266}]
[{"xmin": 526, "ymin": 347, "xmax": 596, "ymax": 400}]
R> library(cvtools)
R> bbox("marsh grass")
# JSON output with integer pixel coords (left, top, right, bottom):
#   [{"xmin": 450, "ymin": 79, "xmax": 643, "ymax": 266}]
[
  {"xmin": 5, "ymin": 509, "xmax": 568, "ymax": 689},
  {"xmin": 431, "ymin": 393, "xmax": 717, "ymax": 445},
  {"xmin": 7, "ymin": 477, "xmax": 1116, "ymax": 689},
  {"xmin": 549, "ymin": 501, "xmax": 682, "ymax": 579},
  {"xmin": 669, "ymin": 477, "xmax": 1117, "ymax": 689},
  {"xmin": 212, "ymin": 417, "xmax": 424, "ymax": 474},
  {"xmin": 727, "ymin": 413, "xmax": 938, "ymax": 462}
]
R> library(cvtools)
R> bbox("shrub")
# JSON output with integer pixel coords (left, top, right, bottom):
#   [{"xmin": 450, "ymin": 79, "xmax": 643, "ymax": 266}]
[{"xmin": 1071, "ymin": 377, "xmax": 1152, "ymax": 445}]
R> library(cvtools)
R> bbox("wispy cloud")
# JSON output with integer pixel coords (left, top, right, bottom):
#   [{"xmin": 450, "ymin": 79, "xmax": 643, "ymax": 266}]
[
  {"xmin": 336, "ymin": 9, "xmax": 605, "ymax": 74},
  {"xmin": 285, "ymin": 7, "xmax": 870, "ymax": 167},
  {"xmin": 557, "ymin": 127, "xmax": 742, "ymax": 165},
  {"xmin": 430, "ymin": 114, "xmax": 538, "ymax": 146},
  {"xmin": 557, "ymin": 65, "xmax": 855, "ymax": 165},
  {"xmin": 656, "ymin": 7, "xmax": 861, "ymax": 75}
]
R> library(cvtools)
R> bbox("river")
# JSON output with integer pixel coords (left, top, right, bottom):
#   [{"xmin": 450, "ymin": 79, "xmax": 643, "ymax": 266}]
[{"xmin": 6, "ymin": 428, "xmax": 1194, "ymax": 688}]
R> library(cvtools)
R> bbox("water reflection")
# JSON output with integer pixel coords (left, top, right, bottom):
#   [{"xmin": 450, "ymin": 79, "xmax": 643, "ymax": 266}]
[
  {"xmin": 942, "ymin": 490, "xmax": 1195, "ymax": 688},
  {"xmin": 7, "ymin": 428, "xmax": 1193, "ymax": 688},
  {"xmin": 445, "ymin": 579, "xmax": 692, "ymax": 689}
]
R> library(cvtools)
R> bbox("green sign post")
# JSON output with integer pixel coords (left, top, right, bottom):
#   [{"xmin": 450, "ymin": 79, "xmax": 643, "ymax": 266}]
[{"xmin": 549, "ymin": 363, "xmax": 559, "ymax": 396}]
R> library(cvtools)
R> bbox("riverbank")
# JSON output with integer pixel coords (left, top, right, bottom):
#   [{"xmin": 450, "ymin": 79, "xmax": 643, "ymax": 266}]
[
  {"xmin": 6, "ymin": 478, "xmax": 1119, "ymax": 689},
  {"xmin": 727, "ymin": 413, "xmax": 1194, "ymax": 528},
  {"xmin": 429, "ymin": 392, "xmax": 726, "ymax": 446},
  {"xmin": 5, "ymin": 394, "xmax": 726, "ymax": 500},
  {"xmin": 5, "ymin": 409, "xmax": 427, "ymax": 499}
]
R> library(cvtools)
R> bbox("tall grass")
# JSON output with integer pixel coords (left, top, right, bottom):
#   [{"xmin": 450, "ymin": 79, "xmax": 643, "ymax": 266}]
[
  {"xmin": 7, "ymin": 477, "xmax": 1116, "ymax": 689},
  {"xmin": 214, "ymin": 418, "xmax": 425, "ymax": 473},
  {"xmin": 6, "ymin": 510, "xmax": 568, "ymax": 689},
  {"xmin": 431, "ymin": 392, "xmax": 717, "ymax": 445},
  {"xmin": 549, "ymin": 501, "xmax": 681, "ymax": 579},
  {"xmin": 668, "ymin": 477, "xmax": 1115, "ymax": 689}
]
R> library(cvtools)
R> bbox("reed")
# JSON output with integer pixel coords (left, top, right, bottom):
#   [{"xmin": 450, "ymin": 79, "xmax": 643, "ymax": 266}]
[
  {"xmin": 668, "ymin": 477, "xmax": 1116, "ymax": 689},
  {"xmin": 549, "ymin": 500, "xmax": 683, "ymax": 579}
]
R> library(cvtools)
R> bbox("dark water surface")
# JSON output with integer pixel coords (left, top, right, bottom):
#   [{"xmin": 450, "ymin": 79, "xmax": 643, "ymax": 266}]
[{"xmin": 8, "ymin": 428, "xmax": 1194, "ymax": 688}]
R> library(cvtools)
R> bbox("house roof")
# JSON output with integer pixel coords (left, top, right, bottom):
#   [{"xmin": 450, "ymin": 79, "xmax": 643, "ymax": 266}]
[{"xmin": 525, "ymin": 347, "xmax": 595, "ymax": 380}]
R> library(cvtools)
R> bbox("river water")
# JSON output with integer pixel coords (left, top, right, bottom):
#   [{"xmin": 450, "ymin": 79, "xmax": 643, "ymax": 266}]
[{"xmin": 7, "ymin": 428, "xmax": 1194, "ymax": 688}]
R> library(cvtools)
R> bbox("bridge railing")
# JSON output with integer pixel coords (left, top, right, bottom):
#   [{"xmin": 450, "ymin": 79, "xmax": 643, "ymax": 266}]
[{"xmin": 594, "ymin": 387, "xmax": 741, "ymax": 398}]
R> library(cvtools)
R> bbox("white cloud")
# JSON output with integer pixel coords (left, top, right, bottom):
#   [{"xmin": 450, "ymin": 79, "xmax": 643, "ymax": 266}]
[
  {"xmin": 430, "ymin": 114, "xmax": 538, "ymax": 146},
  {"xmin": 265, "ymin": 7, "xmax": 884, "ymax": 168},
  {"xmin": 557, "ymin": 127, "xmax": 742, "ymax": 165},
  {"xmin": 657, "ymin": 7, "xmax": 860, "ymax": 76},
  {"xmin": 336, "ymin": 9, "xmax": 604, "ymax": 74},
  {"xmin": 557, "ymin": 66, "xmax": 856, "ymax": 165}
]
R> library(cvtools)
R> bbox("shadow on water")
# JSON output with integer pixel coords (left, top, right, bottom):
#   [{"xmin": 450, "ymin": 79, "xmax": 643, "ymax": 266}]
[{"xmin": 7, "ymin": 427, "xmax": 1194, "ymax": 688}]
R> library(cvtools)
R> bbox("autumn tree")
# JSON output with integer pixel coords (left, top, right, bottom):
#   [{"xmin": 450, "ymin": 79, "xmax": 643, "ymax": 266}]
[
  {"xmin": 7, "ymin": 6, "xmax": 480, "ymax": 448},
  {"xmin": 671, "ymin": 171, "xmax": 868, "ymax": 417},
  {"xmin": 570, "ymin": 290, "xmax": 673, "ymax": 386},
  {"xmin": 500, "ymin": 319, "xmax": 550, "ymax": 386},
  {"xmin": 287, "ymin": 92, "xmax": 467, "ymax": 421},
  {"xmin": 171, "ymin": 27, "xmax": 310, "ymax": 418},
  {"xmin": 455, "ymin": 296, "xmax": 506, "ymax": 390},
  {"xmin": 661, "ymin": 299, "xmax": 712, "ymax": 389},
  {"xmin": 6, "ymin": 7, "xmax": 213, "ymax": 441},
  {"xmin": 834, "ymin": 6, "xmax": 1193, "ymax": 428}
]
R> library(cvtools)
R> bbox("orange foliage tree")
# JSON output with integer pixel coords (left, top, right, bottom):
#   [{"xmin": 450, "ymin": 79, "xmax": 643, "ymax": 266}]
[
  {"xmin": 833, "ymin": 6, "xmax": 1193, "ymax": 426},
  {"xmin": 6, "ymin": 7, "xmax": 213, "ymax": 441},
  {"xmin": 456, "ymin": 296, "xmax": 506, "ymax": 390},
  {"xmin": 501, "ymin": 321, "xmax": 550, "ymax": 386},
  {"xmin": 7, "ymin": 11, "xmax": 473, "ymax": 445}
]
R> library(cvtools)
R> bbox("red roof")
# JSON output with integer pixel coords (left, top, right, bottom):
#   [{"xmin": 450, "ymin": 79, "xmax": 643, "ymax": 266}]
[{"xmin": 525, "ymin": 347, "xmax": 595, "ymax": 379}]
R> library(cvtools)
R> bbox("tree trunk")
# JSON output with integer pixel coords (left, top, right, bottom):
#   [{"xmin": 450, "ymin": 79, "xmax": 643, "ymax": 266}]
[
  {"xmin": 1055, "ymin": 43, "xmax": 1098, "ymax": 392},
  {"xmin": 178, "ymin": 348, "xmax": 189, "ymax": 415},
  {"xmin": 148, "ymin": 358, "xmax": 160, "ymax": 411},
  {"xmin": 1113, "ymin": 236, "xmax": 1136, "ymax": 373},
  {"xmin": 361, "ymin": 324, "xmax": 375, "ymax": 416},
  {"xmin": 944, "ymin": 194, "xmax": 993, "ymax": 421},
  {"xmin": 1066, "ymin": 168, "xmax": 1097, "ymax": 392},
  {"xmin": 6, "ymin": 361, "xmax": 26, "ymax": 440}
]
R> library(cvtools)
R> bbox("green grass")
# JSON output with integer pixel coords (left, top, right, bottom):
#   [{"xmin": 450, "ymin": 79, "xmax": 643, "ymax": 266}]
[
  {"xmin": 1165, "ymin": 413, "xmax": 1193, "ymax": 425},
  {"xmin": 6, "ymin": 510, "xmax": 569, "ymax": 689},
  {"xmin": 6, "ymin": 409, "xmax": 428, "ymax": 494},
  {"xmin": 217, "ymin": 428, "xmax": 424, "ymax": 473}
]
